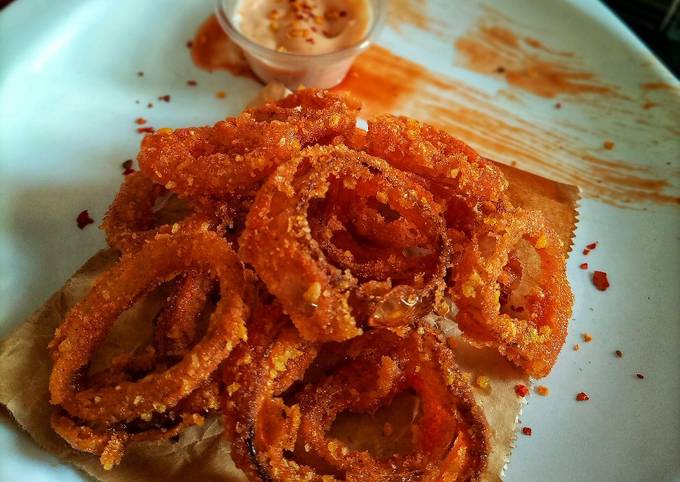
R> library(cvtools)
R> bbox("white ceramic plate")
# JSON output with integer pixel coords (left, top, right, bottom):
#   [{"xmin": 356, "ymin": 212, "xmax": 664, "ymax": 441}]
[{"xmin": 1, "ymin": 0, "xmax": 679, "ymax": 481}]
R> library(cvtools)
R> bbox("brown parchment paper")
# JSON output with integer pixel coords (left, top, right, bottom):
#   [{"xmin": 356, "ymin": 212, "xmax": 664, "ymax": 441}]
[{"xmin": 0, "ymin": 88, "xmax": 580, "ymax": 481}]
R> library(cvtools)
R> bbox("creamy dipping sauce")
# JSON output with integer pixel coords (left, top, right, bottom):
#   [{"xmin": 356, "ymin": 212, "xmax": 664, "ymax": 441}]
[{"xmin": 235, "ymin": 0, "xmax": 371, "ymax": 55}]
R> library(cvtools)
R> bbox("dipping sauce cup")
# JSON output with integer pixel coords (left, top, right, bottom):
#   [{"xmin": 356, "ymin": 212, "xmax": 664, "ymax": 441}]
[{"xmin": 215, "ymin": 0, "xmax": 386, "ymax": 88}]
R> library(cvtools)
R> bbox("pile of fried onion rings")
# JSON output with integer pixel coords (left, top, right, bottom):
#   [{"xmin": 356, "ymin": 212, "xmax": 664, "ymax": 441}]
[{"xmin": 48, "ymin": 89, "xmax": 572, "ymax": 479}]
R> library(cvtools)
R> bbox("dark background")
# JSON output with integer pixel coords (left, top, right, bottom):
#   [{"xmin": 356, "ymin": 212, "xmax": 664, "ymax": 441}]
[
  {"xmin": 602, "ymin": 0, "xmax": 680, "ymax": 76},
  {"xmin": 1, "ymin": 0, "xmax": 678, "ymax": 76}
]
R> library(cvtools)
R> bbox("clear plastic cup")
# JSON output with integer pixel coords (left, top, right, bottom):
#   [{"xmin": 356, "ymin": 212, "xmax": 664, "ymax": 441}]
[{"xmin": 214, "ymin": 0, "xmax": 386, "ymax": 89}]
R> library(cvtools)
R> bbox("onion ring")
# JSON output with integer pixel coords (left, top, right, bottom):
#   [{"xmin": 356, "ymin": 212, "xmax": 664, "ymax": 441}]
[
  {"xmin": 247, "ymin": 88, "xmax": 361, "ymax": 145},
  {"xmin": 223, "ymin": 301, "xmax": 319, "ymax": 482},
  {"xmin": 239, "ymin": 144, "xmax": 451, "ymax": 341},
  {"xmin": 366, "ymin": 114, "xmax": 507, "ymax": 205},
  {"xmin": 153, "ymin": 272, "xmax": 214, "ymax": 359},
  {"xmin": 451, "ymin": 209, "xmax": 573, "ymax": 377},
  {"xmin": 138, "ymin": 90, "xmax": 359, "ymax": 201},
  {"xmin": 51, "ymin": 378, "xmax": 221, "ymax": 470},
  {"xmin": 49, "ymin": 230, "xmax": 250, "ymax": 424},
  {"xmin": 366, "ymin": 115, "xmax": 511, "ymax": 239},
  {"xmin": 295, "ymin": 328, "xmax": 489, "ymax": 481},
  {"xmin": 102, "ymin": 171, "xmax": 236, "ymax": 253},
  {"xmin": 101, "ymin": 172, "xmax": 169, "ymax": 253}
]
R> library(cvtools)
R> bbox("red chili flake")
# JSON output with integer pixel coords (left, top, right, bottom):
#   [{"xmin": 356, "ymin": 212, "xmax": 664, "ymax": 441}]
[
  {"xmin": 583, "ymin": 242, "xmax": 598, "ymax": 255},
  {"xmin": 615, "ymin": 350, "xmax": 623, "ymax": 358},
  {"xmin": 636, "ymin": 373, "xmax": 645, "ymax": 379},
  {"xmin": 137, "ymin": 71, "xmax": 144, "ymax": 77},
  {"xmin": 579, "ymin": 263, "xmax": 588, "ymax": 270},
  {"xmin": 121, "ymin": 159, "xmax": 133, "ymax": 169},
  {"xmin": 136, "ymin": 127, "xmax": 155, "ymax": 134},
  {"xmin": 554, "ymin": 102, "xmax": 562, "ymax": 109},
  {"xmin": 186, "ymin": 80, "xmax": 197, "ymax": 86},
  {"xmin": 76, "ymin": 210, "xmax": 94, "ymax": 229},
  {"xmin": 305, "ymin": 37, "xmax": 315, "ymax": 44},
  {"xmin": 134, "ymin": 117, "xmax": 147, "ymax": 125},
  {"xmin": 158, "ymin": 95, "xmax": 171, "ymax": 102},
  {"xmin": 521, "ymin": 427, "xmax": 532, "ymax": 436},
  {"xmin": 186, "ymin": 40, "xmax": 193, "ymax": 49},
  {"xmin": 339, "ymin": 10, "xmax": 347, "ymax": 17},
  {"xmin": 575, "ymin": 392, "xmax": 589, "ymax": 401},
  {"xmin": 495, "ymin": 66, "xmax": 506, "ymax": 74},
  {"xmin": 592, "ymin": 271, "xmax": 610, "ymax": 291},
  {"xmin": 603, "ymin": 140, "xmax": 615, "ymax": 150},
  {"xmin": 147, "ymin": 102, "xmax": 154, "ymax": 108},
  {"xmin": 515, "ymin": 384, "xmax": 529, "ymax": 397}
]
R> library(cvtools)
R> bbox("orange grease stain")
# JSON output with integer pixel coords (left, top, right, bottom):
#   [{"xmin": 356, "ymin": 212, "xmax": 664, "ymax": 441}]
[
  {"xmin": 640, "ymin": 82, "xmax": 674, "ymax": 91},
  {"xmin": 454, "ymin": 24, "xmax": 616, "ymax": 98},
  {"xmin": 524, "ymin": 37, "xmax": 574, "ymax": 57},
  {"xmin": 335, "ymin": 46, "xmax": 678, "ymax": 206},
  {"xmin": 191, "ymin": 15, "xmax": 253, "ymax": 77},
  {"xmin": 333, "ymin": 45, "xmax": 434, "ymax": 114}
]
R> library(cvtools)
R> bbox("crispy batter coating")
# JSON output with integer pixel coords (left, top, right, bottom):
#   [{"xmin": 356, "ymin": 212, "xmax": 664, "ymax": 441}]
[
  {"xmin": 49, "ymin": 231, "xmax": 249, "ymax": 424},
  {"xmin": 367, "ymin": 114, "xmax": 512, "ymax": 239},
  {"xmin": 240, "ymin": 144, "xmax": 451, "ymax": 342},
  {"xmin": 367, "ymin": 114, "xmax": 507, "ymax": 204},
  {"xmin": 138, "ymin": 90, "xmax": 360, "ymax": 201},
  {"xmin": 297, "ymin": 328, "xmax": 489, "ymax": 482},
  {"xmin": 226, "ymin": 326, "xmax": 489, "ymax": 481},
  {"xmin": 451, "ymin": 209, "xmax": 573, "ymax": 377},
  {"xmin": 223, "ymin": 301, "xmax": 319, "ymax": 482}
]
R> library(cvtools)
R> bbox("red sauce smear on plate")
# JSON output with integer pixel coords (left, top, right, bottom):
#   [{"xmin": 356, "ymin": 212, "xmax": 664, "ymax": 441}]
[
  {"xmin": 191, "ymin": 14, "xmax": 253, "ymax": 78},
  {"xmin": 454, "ymin": 24, "xmax": 616, "ymax": 98},
  {"xmin": 333, "ymin": 45, "xmax": 678, "ymax": 206}
]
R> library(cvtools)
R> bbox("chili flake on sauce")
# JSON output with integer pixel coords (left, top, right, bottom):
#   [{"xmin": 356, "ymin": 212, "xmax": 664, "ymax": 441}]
[{"xmin": 521, "ymin": 427, "xmax": 532, "ymax": 436}]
